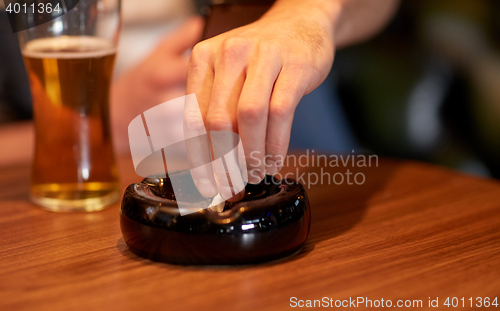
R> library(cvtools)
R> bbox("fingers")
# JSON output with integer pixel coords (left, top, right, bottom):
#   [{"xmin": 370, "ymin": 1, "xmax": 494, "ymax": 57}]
[
  {"xmin": 205, "ymin": 39, "xmax": 248, "ymax": 200},
  {"xmin": 205, "ymin": 39, "xmax": 247, "ymax": 132},
  {"xmin": 184, "ymin": 94, "xmax": 218, "ymax": 198},
  {"xmin": 186, "ymin": 35, "xmax": 307, "ymax": 201},
  {"xmin": 187, "ymin": 41, "xmax": 214, "ymax": 117},
  {"xmin": 237, "ymin": 47, "xmax": 281, "ymax": 184},
  {"xmin": 209, "ymin": 132, "xmax": 242, "ymax": 201},
  {"xmin": 185, "ymin": 39, "xmax": 217, "ymax": 198},
  {"xmin": 266, "ymin": 71, "xmax": 307, "ymax": 175}
]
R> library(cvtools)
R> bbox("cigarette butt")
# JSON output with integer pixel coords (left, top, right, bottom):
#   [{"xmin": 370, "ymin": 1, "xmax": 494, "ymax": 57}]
[{"xmin": 208, "ymin": 193, "xmax": 225, "ymax": 212}]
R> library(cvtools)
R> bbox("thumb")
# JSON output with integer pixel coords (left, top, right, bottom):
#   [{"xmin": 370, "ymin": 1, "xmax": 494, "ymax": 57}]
[{"xmin": 159, "ymin": 16, "xmax": 204, "ymax": 55}]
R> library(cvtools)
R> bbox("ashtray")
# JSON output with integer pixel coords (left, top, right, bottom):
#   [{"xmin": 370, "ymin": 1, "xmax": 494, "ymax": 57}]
[{"xmin": 120, "ymin": 172, "xmax": 311, "ymax": 265}]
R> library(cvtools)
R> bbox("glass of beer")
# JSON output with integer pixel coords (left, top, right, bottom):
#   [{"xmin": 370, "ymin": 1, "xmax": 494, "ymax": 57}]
[{"xmin": 18, "ymin": 0, "xmax": 121, "ymax": 212}]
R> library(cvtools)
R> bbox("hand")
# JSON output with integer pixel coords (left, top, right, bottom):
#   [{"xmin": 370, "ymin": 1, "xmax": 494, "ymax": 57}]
[
  {"xmin": 112, "ymin": 17, "xmax": 204, "ymax": 154},
  {"xmin": 185, "ymin": 5, "xmax": 336, "ymax": 200}
]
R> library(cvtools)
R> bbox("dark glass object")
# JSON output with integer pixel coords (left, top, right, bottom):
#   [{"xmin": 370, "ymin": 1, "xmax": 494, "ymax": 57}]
[{"xmin": 120, "ymin": 173, "xmax": 310, "ymax": 265}]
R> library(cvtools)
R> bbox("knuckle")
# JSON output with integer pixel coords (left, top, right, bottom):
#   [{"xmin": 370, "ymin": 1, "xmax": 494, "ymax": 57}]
[
  {"xmin": 219, "ymin": 37, "xmax": 251, "ymax": 61},
  {"xmin": 189, "ymin": 42, "xmax": 211, "ymax": 66},
  {"xmin": 192, "ymin": 41, "xmax": 211, "ymax": 57},
  {"xmin": 238, "ymin": 104, "xmax": 267, "ymax": 125},
  {"xmin": 183, "ymin": 114, "xmax": 206, "ymax": 133},
  {"xmin": 255, "ymin": 41, "xmax": 278, "ymax": 56},
  {"xmin": 206, "ymin": 115, "xmax": 232, "ymax": 132},
  {"xmin": 222, "ymin": 36, "xmax": 247, "ymax": 50},
  {"xmin": 269, "ymin": 103, "xmax": 291, "ymax": 120}
]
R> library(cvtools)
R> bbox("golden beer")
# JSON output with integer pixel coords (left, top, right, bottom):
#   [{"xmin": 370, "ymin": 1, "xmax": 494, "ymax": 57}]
[{"xmin": 23, "ymin": 36, "xmax": 120, "ymax": 212}]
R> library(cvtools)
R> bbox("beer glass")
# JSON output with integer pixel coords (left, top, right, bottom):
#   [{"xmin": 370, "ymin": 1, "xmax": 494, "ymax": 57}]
[{"xmin": 18, "ymin": 0, "xmax": 121, "ymax": 212}]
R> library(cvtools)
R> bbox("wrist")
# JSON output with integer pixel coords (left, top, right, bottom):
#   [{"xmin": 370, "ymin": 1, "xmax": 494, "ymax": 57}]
[{"xmin": 263, "ymin": 0, "xmax": 343, "ymax": 40}]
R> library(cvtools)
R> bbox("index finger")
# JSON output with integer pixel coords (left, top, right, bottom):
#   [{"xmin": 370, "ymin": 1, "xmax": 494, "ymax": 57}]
[{"xmin": 183, "ymin": 93, "xmax": 218, "ymax": 198}]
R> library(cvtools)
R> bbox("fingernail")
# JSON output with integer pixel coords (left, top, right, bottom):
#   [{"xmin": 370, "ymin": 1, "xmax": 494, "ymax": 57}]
[
  {"xmin": 196, "ymin": 178, "xmax": 217, "ymax": 197},
  {"xmin": 219, "ymin": 186, "xmax": 234, "ymax": 200},
  {"xmin": 265, "ymin": 160, "xmax": 282, "ymax": 175},
  {"xmin": 247, "ymin": 169, "xmax": 265, "ymax": 184},
  {"xmin": 226, "ymin": 188, "xmax": 245, "ymax": 202},
  {"xmin": 231, "ymin": 182, "xmax": 245, "ymax": 194}
]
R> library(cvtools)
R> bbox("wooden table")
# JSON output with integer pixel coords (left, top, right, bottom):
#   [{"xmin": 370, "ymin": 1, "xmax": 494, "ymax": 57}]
[{"xmin": 1, "ymin": 155, "xmax": 499, "ymax": 310}]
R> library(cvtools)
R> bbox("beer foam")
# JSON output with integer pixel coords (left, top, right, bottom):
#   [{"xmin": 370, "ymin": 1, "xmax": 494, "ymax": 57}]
[{"xmin": 23, "ymin": 36, "xmax": 116, "ymax": 59}]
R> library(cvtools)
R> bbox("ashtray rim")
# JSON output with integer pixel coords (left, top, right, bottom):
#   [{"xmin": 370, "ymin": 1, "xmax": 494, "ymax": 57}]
[
  {"xmin": 119, "ymin": 173, "xmax": 311, "ymax": 265},
  {"xmin": 128, "ymin": 173, "xmax": 305, "ymax": 219}
]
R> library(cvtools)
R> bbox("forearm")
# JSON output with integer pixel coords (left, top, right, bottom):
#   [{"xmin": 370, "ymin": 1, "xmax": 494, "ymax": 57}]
[
  {"xmin": 265, "ymin": 0, "xmax": 400, "ymax": 49},
  {"xmin": 334, "ymin": 0, "xmax": 400, "ymax": 48}
]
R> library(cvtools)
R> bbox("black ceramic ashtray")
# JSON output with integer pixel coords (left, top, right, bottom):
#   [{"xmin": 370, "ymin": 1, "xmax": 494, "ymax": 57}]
[{"xmin": 120, "ymin": 172, "xmax": 311, "ymax": 265}]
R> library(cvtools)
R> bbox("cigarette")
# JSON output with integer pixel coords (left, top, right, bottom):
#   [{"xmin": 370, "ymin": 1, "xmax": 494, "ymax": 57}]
[{"xmin": 208, "ymin": 193, "xmax": 225, "ymax": 212}]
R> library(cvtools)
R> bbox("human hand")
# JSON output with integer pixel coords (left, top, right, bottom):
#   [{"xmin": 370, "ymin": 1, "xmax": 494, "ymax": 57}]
[{"xmin": 185, "ymin": 4, "xmax": 336, "ymax": 200}]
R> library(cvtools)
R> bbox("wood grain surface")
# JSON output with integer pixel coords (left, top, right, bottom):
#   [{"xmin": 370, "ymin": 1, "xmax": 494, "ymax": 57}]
[{"xmin": 0, "ymin": 155, "xmax": 499, "ymax": 311}]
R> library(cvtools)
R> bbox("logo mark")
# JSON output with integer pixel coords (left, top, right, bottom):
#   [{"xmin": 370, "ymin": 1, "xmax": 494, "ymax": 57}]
[{"xmin": 128, "ymin": 94, "xmax": 247, "ymax": 215}]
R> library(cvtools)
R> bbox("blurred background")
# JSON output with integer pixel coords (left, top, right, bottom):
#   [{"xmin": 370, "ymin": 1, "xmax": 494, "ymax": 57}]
[
  {"xmin": 335, "ymin": 0, "xmax": 500, "ymax": 179},
  {"xmin": 1, "ymin": 0, "xmax": 499, "ymax": 178}
]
